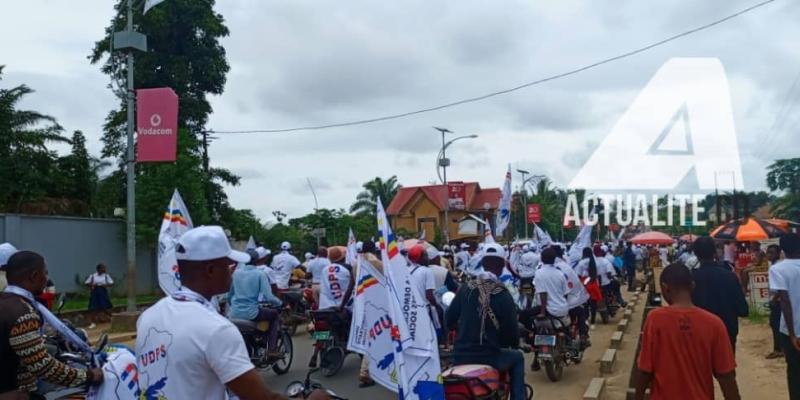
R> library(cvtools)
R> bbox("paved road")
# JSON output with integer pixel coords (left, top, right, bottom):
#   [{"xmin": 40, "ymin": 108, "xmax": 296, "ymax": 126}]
[
  {"xmin": 260, "ymin": 311, "xmax": 625, "ymax": 400},
  {"xmin": 260, "ymin": 331, "xmax": 393, "ymax": 399}
]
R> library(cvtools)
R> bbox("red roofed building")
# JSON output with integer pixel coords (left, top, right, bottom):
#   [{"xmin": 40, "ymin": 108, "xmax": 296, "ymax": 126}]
[{"xmin": 386, "ymin": 182, "xmax": 502, "ymax": 242}]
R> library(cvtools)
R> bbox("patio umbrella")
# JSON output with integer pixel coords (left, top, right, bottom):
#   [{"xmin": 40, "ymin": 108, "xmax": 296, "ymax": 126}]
[
  {"xmin": 629, "ymin": 231, "xmax": 674, "ymax": 245},
  {"xmin": 710, "ymin": 217, "xmax": 788, "ymax": 241},
  {"xmin": 766, "ymin": 218, "xmax": 800, "ymax": 231},
  {"xmin": 679, "ymin": 234, "xmax": 699, "ymax": 242}
]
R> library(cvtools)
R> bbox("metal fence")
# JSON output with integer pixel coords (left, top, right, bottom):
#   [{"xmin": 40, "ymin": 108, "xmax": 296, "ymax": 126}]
[{"xmin": 0, "ymin": 214, "xmax": 157, "ymax": 295}]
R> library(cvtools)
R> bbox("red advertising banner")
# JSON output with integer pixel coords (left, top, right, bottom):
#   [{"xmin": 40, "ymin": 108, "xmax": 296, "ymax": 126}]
[
  {"xmin": 137, "ymin": 87, "xmax": 178, "ymax": 162},
  {"xmin": 527, "ymin": 203, "xmax": 541, "ymax": 223},
  {"xmin": 447, "ymin": 181, "xmax": 466, "ymax": 210}
]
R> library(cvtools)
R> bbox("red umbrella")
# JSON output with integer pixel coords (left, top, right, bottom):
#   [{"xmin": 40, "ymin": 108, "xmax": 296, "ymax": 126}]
[
  {"xmin": 710, "ymin": 217, "xmax": 787, "ymax": 241},
  {"xmin": 629, "ymin": 231, "xmax": 674, "ymax": 245}
]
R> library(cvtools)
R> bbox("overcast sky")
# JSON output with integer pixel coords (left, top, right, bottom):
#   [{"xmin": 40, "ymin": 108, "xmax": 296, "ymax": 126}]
[{"xmin": 2, "ymin": 0, "xmax": 799, "ymax": 221}]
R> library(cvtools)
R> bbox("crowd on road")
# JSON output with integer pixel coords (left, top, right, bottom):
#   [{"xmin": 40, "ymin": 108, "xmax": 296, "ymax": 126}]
[{"xmin": 1, "ymin": 226, "xmax": 799, "ymax": 400}]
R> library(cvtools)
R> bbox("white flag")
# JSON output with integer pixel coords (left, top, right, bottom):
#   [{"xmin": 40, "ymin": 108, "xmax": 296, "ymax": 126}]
[
  {"xmin": 567, "ymin": 222, "xmax": 594, "ymax": 267},
  {"xmin": 245, "ymin": 236, "xmax": 256, "ymax": 251},
  {"xmin": 157, "ymin": 189, "xmax": 193, "ymax": 295},
  {"xmin": 377, "ymin": 199, "xmax": 444, "ymax": 400},
  {"xmin": 143, "ymin": 0, "xmax": 167, "ymax": 14},
  {"xmin": 346, "ymin": 228, "xmax": 357, "ymax": 266},
  {"xmin": 494, "ymin": 165, "xmax": 512, "ymax": 237},
  {"xmin": 534, "ymin": 224, "xmax": 553, "ymax": 249},
  {"xmin": 347, "ymin": 258, "xmax": 397, "ymax": 392}
]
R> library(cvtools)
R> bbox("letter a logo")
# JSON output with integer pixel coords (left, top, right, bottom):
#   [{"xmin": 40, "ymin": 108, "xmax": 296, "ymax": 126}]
[{"xmin": 569, "ymin": 58, "xmax": 743, "ymax": 190}]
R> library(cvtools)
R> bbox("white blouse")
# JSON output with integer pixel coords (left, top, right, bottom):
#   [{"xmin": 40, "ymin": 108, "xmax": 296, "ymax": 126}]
[{"xmin": 85, "ymin": 272, "xmax": 114, "ymax": 286}]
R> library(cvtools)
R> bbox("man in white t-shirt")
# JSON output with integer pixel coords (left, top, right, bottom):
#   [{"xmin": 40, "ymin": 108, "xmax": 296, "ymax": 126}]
[
  {"xmin": 552, "ymin": 245, "xmax": 591, "ymax": 346},
  {"xmin": 317, "ymin": 247, "xmax": 354, "ymax": 310},
  {"xmin": 532, "ymin": 248, "xmax": 569, "ymax": 319},
  {"xmin": 135, "ymin": 226, "xmax": 325, "ymax": 400},
  {"xmin": 269, "ymin": 241, "xmax": 301, "ymax": 290},
  {"xmin": 407, "ymin": 245, "xmax": 442, "ymax": 329},
  {"xmin": 455, "ymin": 243, "xmax": 470, "ymax": 272},
  {"xmin": 306, "ymin": 247, "xmax": 330, "ymax": 305},
  {"xmin": 769, "ymin": 233, "xmax": 800, "ymax": 398}
]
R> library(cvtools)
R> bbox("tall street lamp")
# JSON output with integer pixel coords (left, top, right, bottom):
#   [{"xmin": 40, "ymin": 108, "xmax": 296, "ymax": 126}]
[
  {"xmin": 516, "ymin": 169, "xmax": 546, "ymax": 239},
  {"xmin": 433, "ymin": 127, "xmax": 478, "ymax": 244}
]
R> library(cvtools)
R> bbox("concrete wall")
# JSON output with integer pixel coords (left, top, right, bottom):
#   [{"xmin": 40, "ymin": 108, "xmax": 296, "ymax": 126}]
[{"xmin": 0, "ymin": 214, "xmax": 157, "ymax": 295}]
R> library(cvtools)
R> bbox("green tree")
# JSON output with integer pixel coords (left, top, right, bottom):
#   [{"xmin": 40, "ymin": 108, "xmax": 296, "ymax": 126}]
[
  {"xmin": 767, "ymin": 158, "xmax": 800, "ymax": 220},
  {"xmin": 0, "ymin": 65, "xmax": 69, "ymax": 212},
  {"xmin": 90, "ymin": 1, "xmax": 234, "ymax": 242},
  {"xmin": 349, "ymin": 176, "xmax": 401, "ymax": 217}
]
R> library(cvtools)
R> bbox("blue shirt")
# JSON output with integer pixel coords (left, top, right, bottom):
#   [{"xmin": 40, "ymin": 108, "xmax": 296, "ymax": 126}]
[{"xmin": 228, "ymin": 264, "xmax": 281, "ymax": 320}]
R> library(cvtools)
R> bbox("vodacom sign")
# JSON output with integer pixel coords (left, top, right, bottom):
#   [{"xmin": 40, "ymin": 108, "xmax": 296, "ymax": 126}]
[{"xmin": 137, "ymin": 87, "xmax": 179, "ymax": 162}]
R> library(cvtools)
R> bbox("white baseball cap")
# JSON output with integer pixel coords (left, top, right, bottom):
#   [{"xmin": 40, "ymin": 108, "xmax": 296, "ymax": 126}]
[
  {"xmin": 0, "ymin": 243, "xmax": 18, "ymax": 268},
  {"xmin": 280, "ymin": 241, "xmax": 291, "ymax": 250},
  {"xmin": 255, "ymin": 246, "xmax": 271, "ymax": 260},
  {"xmin": 356, "ymin": 241, "xmax": 364, "ymax": 252},
  {"xmin": 304, "ymin": 252, "xmax": 314, "ymax": 260},
  {"xmin": 460, "ymin": 243, "xmax": 469, "ymax": 249},
  {"xmin": 426, "ymin": 246, "xmax": 441, "ymax": 260},
  {"xmin": 176, "ymin": 226, "xmax": 250, "ymax": 263},
  {"xmin": 482, "ymin": 243, "xmax": 505, "ymax": 259}
]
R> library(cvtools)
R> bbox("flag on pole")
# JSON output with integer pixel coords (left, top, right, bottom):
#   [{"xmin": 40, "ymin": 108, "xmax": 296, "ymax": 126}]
[
  {"xmin": 143, "ymin": 0, "xmax": 167, "ymax": 14},
  {"xmin": 245, "ymin": 236, "xmax": 256, "ymax": 251},
  {"xmin": 377, "ymin": 199, "xmax": 444, "ymax": 400},
  {"xmin": 484, "ymin": 223, "xmax": 496, "ymax": 244},
  {"xmin": 346, "ymin": 228, "xmax": 358, "ymax": 266},
  {"xmin": 567, "ymin": 222, "xmax": 594, "ymax": 267},
  {"xmin": 157, "ymin": 189, "xmax": 193, "ymax": 295},
  {"xmin": 347, "ymin": 258, "xmax": 398, "ymax": 392},
  {"xmin": 494, "ymin": 165, "xmax": 512, "ymax": 238},
  {"xmin": 418, "ymin": 229, "xmax": 426, "ymax": 241},
  {"xmin": 534, "ymin": 224, "xmax": 553, "ymax": 249}
]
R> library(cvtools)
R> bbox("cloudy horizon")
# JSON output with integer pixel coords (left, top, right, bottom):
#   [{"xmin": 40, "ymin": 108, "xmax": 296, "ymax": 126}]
[{"xmin": 2, "ymin": 0, "xmax": 798, "ymax": 222}]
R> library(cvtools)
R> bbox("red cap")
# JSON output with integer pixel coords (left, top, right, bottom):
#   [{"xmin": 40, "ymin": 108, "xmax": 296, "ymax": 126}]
[{"xmin": 407, "ymin": 245, "xmax": 426, "ymax": 264}]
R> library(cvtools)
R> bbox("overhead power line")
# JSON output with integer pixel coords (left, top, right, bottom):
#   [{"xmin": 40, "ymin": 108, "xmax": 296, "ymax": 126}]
[{"xmin": 210, "ymin": 0, "xmax": 778, "ymax": 135}]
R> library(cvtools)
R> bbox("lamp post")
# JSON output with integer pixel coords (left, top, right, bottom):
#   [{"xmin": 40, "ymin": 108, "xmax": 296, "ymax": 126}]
[{"xmin": 433, "ymin": 127, "xmax": 478, "ymax": 244}]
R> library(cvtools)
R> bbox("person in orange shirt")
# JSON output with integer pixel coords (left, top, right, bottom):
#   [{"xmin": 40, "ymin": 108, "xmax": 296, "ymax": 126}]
[{"xmin": 634, "ymin": 262, "xmax": 741, "ymax": 400}]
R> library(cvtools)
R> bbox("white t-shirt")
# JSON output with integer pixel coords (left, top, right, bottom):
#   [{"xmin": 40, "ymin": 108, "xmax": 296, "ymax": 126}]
[
  {"xmin": 319, "ymin": 263, "xmax": 352, "ymax": 309},
  {"xmin": 409, "ymin": 265, "xmax": 436, "ymax": 305},
  {"xmin": 769, "ymin": 258, "xmax": 800, "ymax": 337},
  {"xmin": 307, "ymin": 257, "xmax": 330, "ymax": 285},
  {"xmin": 270, "ymin": 251, "xmax": 301, "ymax": 289},
  {"xmin": 429, "ymin": 265, "xmax": 449, "ymax": 289},
  {"xmin": 517, "ymin": 252, "xmax": 540, "ymax": 278},
  {"xmin": 135, "ymin": 294, "xmax": 253, "ymax": 400},
  {"xmin": 85, "ymin": 273, "xmax": 114, "ymax": 286},
  {"xmin": 556, "ymin": 262, "xmax": 589, "ymax": 309},
  {"xmin": 534, "ymin": 264, "xmax": 569, "ymax": 317},
  {"xmin": 467, "ymin": 253, "xmax": 483, "ymax": 275},
  {"xmin": 455, "ymin": 251, "xmax": 470, "ymax": 271}
]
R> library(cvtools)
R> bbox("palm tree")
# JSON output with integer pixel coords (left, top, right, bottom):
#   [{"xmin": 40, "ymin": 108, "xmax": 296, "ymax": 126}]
[
  {"xmin": 349, "ymin": 176, "xmax": 401, "ymax": 216},
  {"xmin": 0, "ymin": 65, "xmax": 68, "ymax": 211}
]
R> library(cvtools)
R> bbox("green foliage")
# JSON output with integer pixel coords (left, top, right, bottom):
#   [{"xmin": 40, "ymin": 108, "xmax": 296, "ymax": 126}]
[
  {"xmin": 767, "ymin": 158, "xmax": 800, "ymax": 220},
  {"xmin": 349, "ymin": 176, "xmax": 400, "ymax": 217},
  {"xmin": 89, "ymin": 0, "xmax": 241, "ymax": 243}
]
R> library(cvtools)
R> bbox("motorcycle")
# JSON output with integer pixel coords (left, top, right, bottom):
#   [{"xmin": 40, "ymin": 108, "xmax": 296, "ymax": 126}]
[
  {"xmin": 285, "ymin": 367, "xmax": 348, "ymax": 399},
  {"xmin": 523, "ymin": 314, "xmax": 585, "ymax": 382},
  {"xmin": 278, "ymin": 287, "xmax": 312, "ymax": 336},
  {"xmin": 309, "ymin": 308, "xmax": 352, "ymax": 377},
  {"xmin": 439, "ymin": 292, "xmax": 534, "ymax": 400},
  {"xmin": 598, "ymin": 285, "xmax": 621, "ymax": 324},
  {"xmin": 231, "ymin": 305, "xmax": 294, "ymax": 375}
]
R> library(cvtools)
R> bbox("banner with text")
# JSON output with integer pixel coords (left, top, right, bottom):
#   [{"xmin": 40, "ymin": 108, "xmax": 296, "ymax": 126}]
[{"xmin": 137, "ymin": 87, "xmax": 178, "ymax": 162}]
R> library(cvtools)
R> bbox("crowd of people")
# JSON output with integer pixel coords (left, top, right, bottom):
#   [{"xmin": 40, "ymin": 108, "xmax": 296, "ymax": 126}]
[{"xmin": 1, "ymin": 227, "xmax": 799, "ymax": 400}]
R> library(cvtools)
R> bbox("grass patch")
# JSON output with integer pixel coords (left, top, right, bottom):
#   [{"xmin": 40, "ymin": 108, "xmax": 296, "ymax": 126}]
[
  {"xmin": 748, "ymin": 310, "xmax": 769, "ymax": 325},
  {"xmin": 62, "ymin": 294, "xmax": 162, "ymax": 312}
]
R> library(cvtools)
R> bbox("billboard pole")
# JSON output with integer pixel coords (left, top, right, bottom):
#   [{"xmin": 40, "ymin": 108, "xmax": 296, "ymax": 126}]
[{"xmin": 125, "ymin": 0, "xmax": 137, "ymax": 312}]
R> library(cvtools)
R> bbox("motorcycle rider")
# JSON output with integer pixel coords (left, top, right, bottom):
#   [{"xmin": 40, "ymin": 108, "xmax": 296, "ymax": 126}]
[
  {"xmin": 455, "ymin": 243, "xmax": 470, "ymax": 273},
  {"xmin": 1, "ymin": 251, "xmax": 104, "ymax": 396},
  {"xmin": 552, "ymin": 245, "xmax": 591, "ymax": 347},
  {"xmin": 136, "ymin": 226, "xmax": 325, "ymax": 400},
  {"xmin": 407, "ymin": 245, "xmax": 444, "ymax": 335},
  {"xmin": 270, "ymin": 241, "xmax": 301, "ymax": 290},
  {"xmin": 516, "ymin": 245, "xmax": 539, "ymax": 309},
  {"xmin": 446, "ymin": 242, "xmax": 525, "ymax": 400},
  {"xmin": 306, "ymin": 247, "xmax": 330, "ymax": 306},
  {"xmin": 228, "ymin": 247, "xmax": 283, "ymax": 359},
  {"xmin": 308, "ymin": 247, "xmax": 354, "ymax": 369}
]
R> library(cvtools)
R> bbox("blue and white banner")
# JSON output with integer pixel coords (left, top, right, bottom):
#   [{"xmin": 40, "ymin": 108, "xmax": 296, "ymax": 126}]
[
  {"xmin": 377, "ymin": 199, "xmax": 444, "ymax": 400},
  {"xmin": 157, "ymin": 189, "xmax": 193, "ymax": 295},
  {"xmin": 347, "ymin": 258, "xmax": 397, "ymax": 392},
  {"xmin": 346, "ymin": 228, "xmax": 358, "ymax": 267},
  {"xmin": 494, "ymin": 165, "xmax": 512, "ymax": 237}
]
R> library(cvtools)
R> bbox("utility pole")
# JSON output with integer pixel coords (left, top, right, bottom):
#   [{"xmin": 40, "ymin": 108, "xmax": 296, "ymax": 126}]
[
  {"xmin": 114, "ymin": 0, "xmax": 147, "ymax": 311},
  {"xmin": 435, "ymin": 127, "xmax": 452, "ymax": 245}
]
